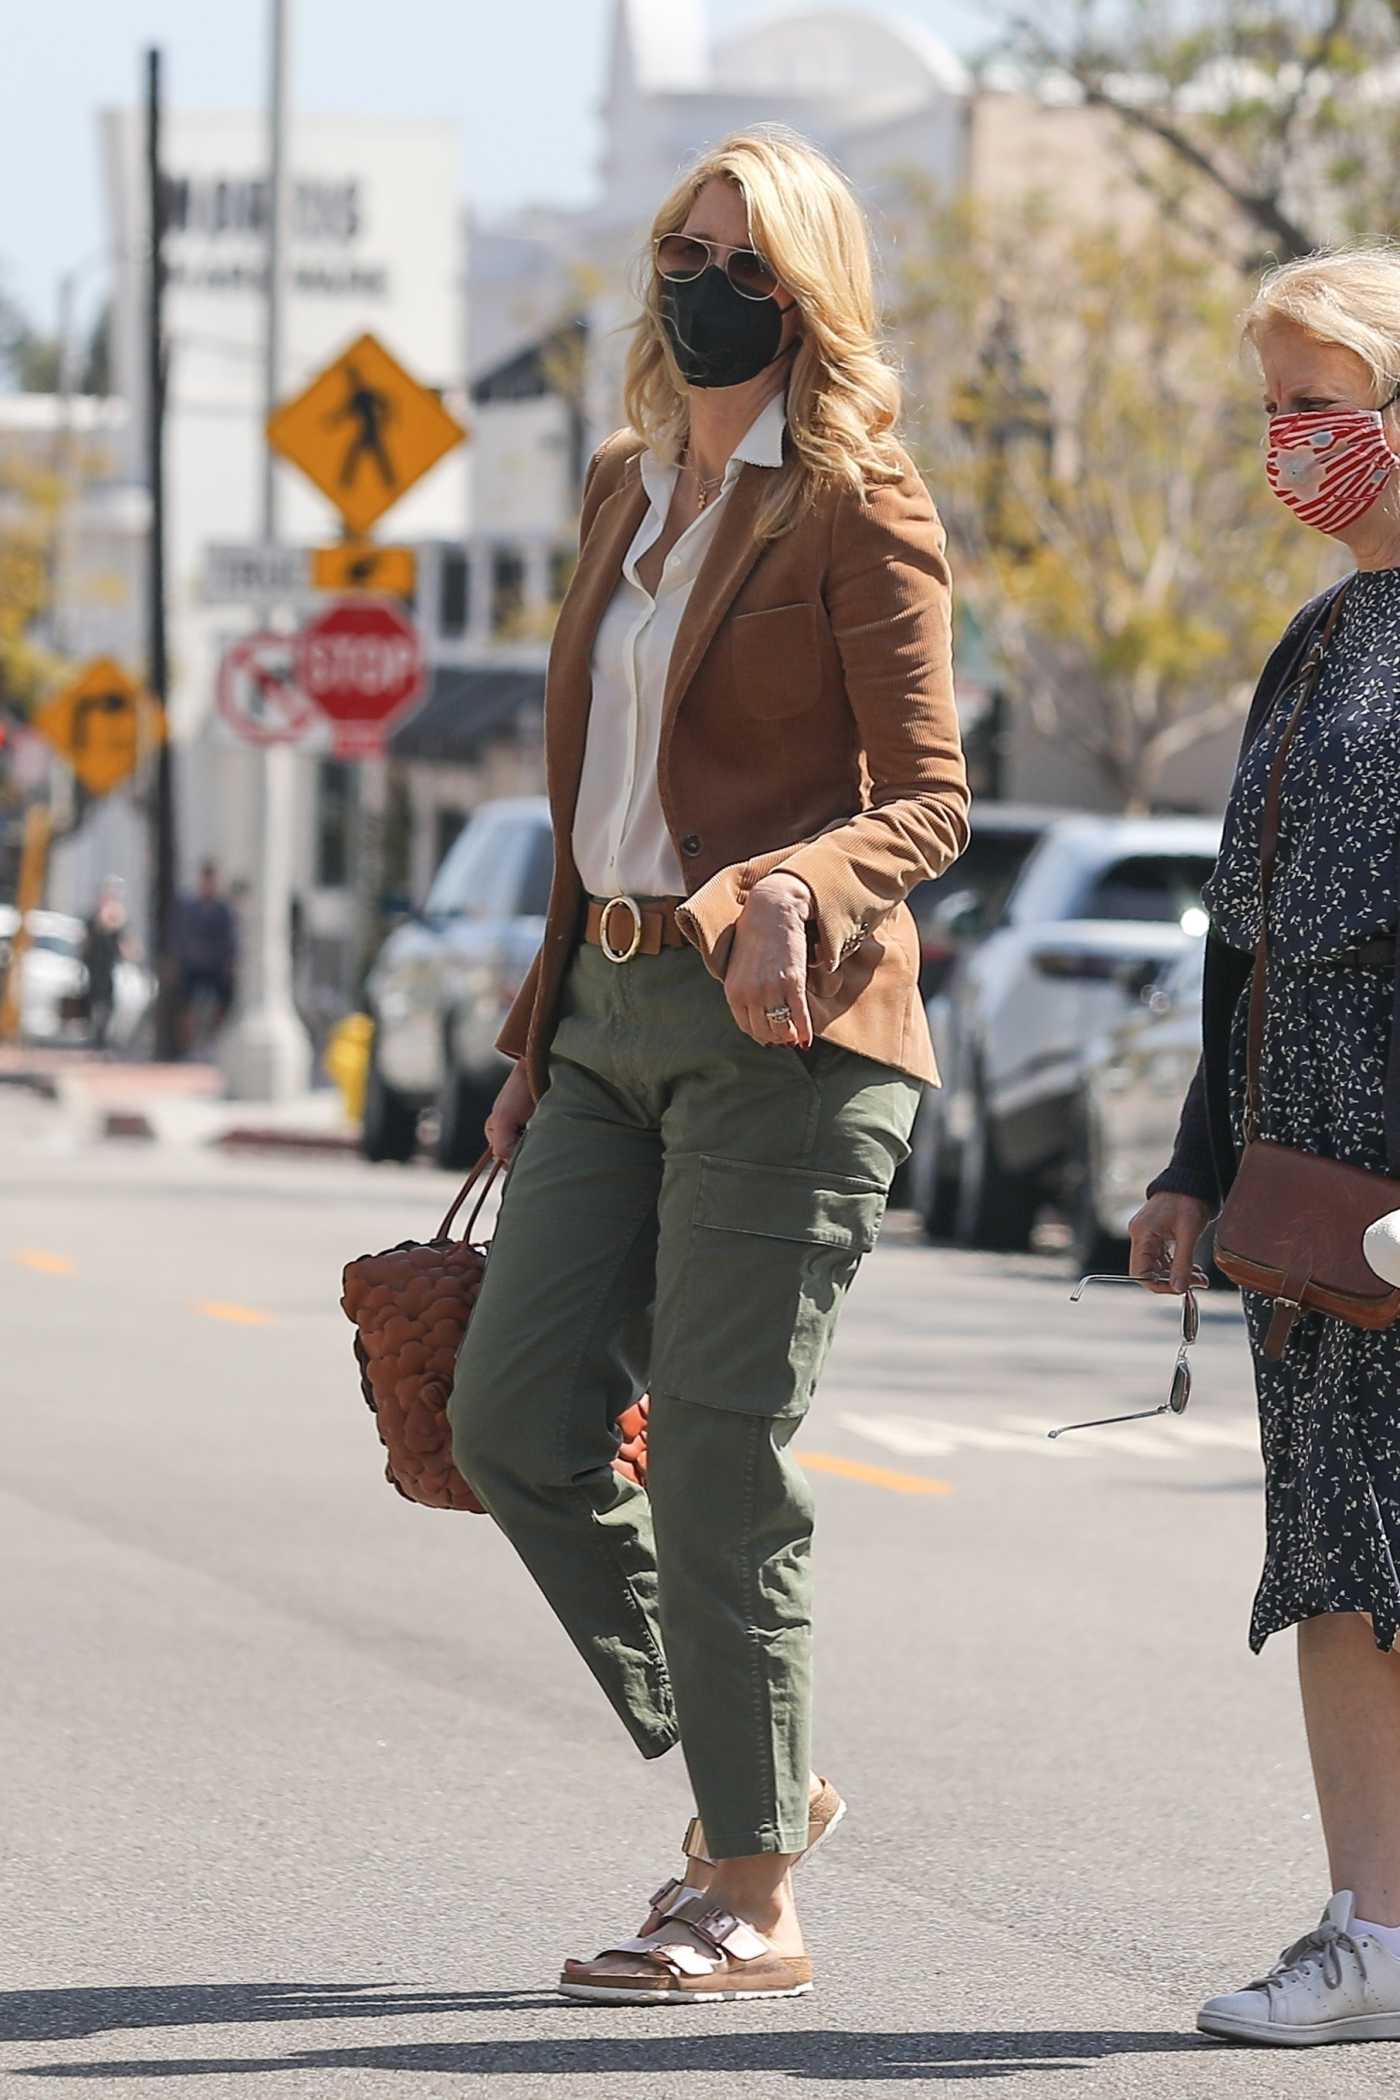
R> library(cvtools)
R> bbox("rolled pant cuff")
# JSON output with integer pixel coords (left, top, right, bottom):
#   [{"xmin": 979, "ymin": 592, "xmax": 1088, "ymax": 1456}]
[
  {"xmin": 627, "ymin": 1717, "xmax": 682, "ymax": 1761},
  {"xmin": 699, "ymin": 1819, "xmax": 810, "ymax": 1860}
]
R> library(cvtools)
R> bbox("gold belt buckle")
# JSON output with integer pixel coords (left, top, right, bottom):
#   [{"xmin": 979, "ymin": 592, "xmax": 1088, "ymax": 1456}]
[{"xmin": 598, "ymin": 894, "xmax": 644, "ymax": 964}]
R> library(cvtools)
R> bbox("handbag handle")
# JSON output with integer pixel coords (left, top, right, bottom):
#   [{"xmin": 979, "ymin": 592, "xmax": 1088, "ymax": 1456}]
[
  {"xmin": 434, "ymin": 1148, "xmax": 503, "ymax": 1244},
  {"xmin": 1244, "ymin": 583, "xmax": 1352, "ymax": 1143}
]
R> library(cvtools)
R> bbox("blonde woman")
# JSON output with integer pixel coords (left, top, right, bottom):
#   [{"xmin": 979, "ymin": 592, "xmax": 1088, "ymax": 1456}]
[
  {"xmin": 448, "ymin": 127, "xmax": 967, "ymax": 2003},
  {"xmin": 1134, "ymin": 246, "xmax": 1400, "ymax": 2047}
]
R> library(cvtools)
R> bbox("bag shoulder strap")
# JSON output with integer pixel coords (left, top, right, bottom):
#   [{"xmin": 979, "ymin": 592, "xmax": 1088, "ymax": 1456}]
[{"xmin": 1244, "ymin": 583, "xmax": 1352, "ymax": 1144}]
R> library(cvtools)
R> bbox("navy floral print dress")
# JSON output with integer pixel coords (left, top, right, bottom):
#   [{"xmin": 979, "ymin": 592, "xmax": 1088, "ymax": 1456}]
[{"xmin": 1204, "ymin": 565, "xmax": 1400, "ymax": 1652}]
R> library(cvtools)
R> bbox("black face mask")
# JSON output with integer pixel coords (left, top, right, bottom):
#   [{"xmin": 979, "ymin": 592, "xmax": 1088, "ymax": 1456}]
[{"xmin": 660, "ymin": 266, "xmax": 785, "ymax": 389}]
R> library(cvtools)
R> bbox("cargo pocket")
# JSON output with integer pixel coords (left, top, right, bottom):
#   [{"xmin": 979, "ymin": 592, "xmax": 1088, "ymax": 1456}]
[{"xmin": 661, "ymin": 1155, "xmax": 887, "ymax": 1417}]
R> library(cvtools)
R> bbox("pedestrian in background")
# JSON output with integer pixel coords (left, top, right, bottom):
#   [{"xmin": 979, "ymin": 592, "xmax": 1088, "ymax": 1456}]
[
  {"xmin": 175, "ymin": 859, "xmax": 238, "ymax": 1056},
  {"xmin": 1135, "ymin": 246, "xmax": 1400, "ymax": 2048},
  {"xmin": 80, "ymin": 876, "xmax": 129, "ymax": 1052},
  {"xmin": 448, "ymin": 125, "xmax": 967, "ymax": 2003}
]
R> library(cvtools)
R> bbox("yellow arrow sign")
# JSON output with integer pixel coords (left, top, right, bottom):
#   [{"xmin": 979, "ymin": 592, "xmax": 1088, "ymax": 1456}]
[
  {"xmin": 34, "ymin": 657, "xmax": 164, "ymax": 797},
  {"xmin": 311, "ymin": 541, "xmax": 417, "ymax": 597},
  {"xmin": 267, "ymin": 332, "xmax": 467, "ymax": 536}
]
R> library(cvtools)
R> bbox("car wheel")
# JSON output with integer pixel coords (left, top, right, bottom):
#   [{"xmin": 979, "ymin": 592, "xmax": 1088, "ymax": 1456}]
[
  {"xmin": 434, "ymin": 1064, "xmax": 494, "ymax": 1171},
  {"xmin": 361, "ymin": 1033, "xmax": 419, "ymax": 1164},
  {"xmin": 954, "ymin": 1076, "xmax": 1040, "ymax": 1252}
]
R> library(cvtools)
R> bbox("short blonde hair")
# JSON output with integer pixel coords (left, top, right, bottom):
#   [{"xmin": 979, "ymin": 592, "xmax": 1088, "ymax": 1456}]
[
  {"xmin": 1243, "ymin": 245, "xmax": 1400, "ymax": 402},
  {"xmin": 622, "ymin": 126, "xmax": 903, "ymax": 539}
]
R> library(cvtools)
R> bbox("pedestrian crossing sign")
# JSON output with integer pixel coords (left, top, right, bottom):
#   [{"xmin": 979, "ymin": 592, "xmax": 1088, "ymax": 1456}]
[
  {"xmin": 34, "ymin": 656, "xmax": 163, "ymax": 797},
  {"xmin": 266, "ymin": 332, "xmax": 467, "ymax": 537}
]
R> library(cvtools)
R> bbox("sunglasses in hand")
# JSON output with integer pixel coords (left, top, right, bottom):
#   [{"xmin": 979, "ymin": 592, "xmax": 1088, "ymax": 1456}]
[{"xmin": 1048, "ymin": 1273, "xmax": 1202, "ymax": 1440}]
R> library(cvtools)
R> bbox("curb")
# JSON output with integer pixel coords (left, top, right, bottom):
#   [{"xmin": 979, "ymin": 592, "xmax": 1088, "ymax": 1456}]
[
  {"xmin": 0, "ymin": 1070, "xmax": 60, "ymax": 1100},
  {"xmin": 214, "ymin": 1126, "xmax": 361, "ymax": 1156}
]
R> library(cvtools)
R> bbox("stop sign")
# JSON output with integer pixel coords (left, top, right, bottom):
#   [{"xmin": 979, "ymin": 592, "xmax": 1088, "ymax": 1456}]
[{"xmin": 299, "ymin": 597, "xmax": 425, "ymax": 756}]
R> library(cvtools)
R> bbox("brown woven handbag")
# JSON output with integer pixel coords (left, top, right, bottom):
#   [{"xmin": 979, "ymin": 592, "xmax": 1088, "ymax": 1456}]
[
  {"xmin": 342, "ymin": 1150, "xmax": 651, "ymax": 1510},
  {"xmin": 1214, "ymin": 582, "xmax": 1400, "ymax": 1359}
]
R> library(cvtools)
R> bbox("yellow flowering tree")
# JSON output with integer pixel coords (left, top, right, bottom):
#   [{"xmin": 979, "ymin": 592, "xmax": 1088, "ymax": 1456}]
[{"xmin": 893, "ymin": 196, "xmax": 1332, "ymax": 809}]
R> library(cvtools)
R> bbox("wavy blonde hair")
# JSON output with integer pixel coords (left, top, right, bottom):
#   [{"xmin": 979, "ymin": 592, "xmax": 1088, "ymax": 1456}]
[
  {"xmin": 622, "ymin": 126, "xmax": 903, "ymax": 540},
  {"xmin": 1243, "ymin": 244, "xmax": 1400, "ymax": 401}
]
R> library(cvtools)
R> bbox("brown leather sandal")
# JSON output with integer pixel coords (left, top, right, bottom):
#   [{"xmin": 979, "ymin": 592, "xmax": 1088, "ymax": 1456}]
[
  {"xmin": 636, "ymin": 1777, "xmax": 846, "ymax": 1936},
  {"xmin": 559, "ymin": 1891, "xmax": 813, "ymax": 2004}
]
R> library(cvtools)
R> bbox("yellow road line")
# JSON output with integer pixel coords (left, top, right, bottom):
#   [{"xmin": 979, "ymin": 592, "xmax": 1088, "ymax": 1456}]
[
  {"xmin": 801, "ymin": 1450, "xmax": 952, "ymax": 1497},
  {"xmin": 13, "ymin": 1250, "xmax": 75, "ymax": 1276},
  {"xmin": 195, "ymin": 1301, "xmax": 274, "ymax": 1327}
]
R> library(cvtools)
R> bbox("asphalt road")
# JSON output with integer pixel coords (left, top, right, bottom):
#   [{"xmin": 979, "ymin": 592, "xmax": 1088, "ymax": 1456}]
[{"xmin": 2, "ymin": 1086, "xmax": 1393, "ymax": 2098}]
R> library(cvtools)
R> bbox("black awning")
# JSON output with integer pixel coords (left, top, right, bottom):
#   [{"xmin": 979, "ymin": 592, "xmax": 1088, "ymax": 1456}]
[{"xmin": 389, "ymin": 663, "xmax": 544, "ymax": 764}]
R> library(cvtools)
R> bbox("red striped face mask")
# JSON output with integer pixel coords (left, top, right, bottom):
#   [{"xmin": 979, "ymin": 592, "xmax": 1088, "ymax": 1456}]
[{"xmin": 1266, "ymin": 396, "xmax": 1400, "ymax": 535}]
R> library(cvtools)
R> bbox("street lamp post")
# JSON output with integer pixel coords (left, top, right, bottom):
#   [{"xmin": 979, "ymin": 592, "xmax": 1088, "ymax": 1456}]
[
  {"xmin": 954, "ymin": 304, "xmax": 1054, "ymax": 797},
  {"xmin": 219, "ymin": 0, "xmax": 313, "ymax": 1100}
]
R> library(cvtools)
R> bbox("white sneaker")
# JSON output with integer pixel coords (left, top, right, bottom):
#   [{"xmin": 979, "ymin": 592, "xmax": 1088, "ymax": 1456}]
[{"xmin": 1198, "ymin": 1891, "xmax": 1400, "ymax": 2046}]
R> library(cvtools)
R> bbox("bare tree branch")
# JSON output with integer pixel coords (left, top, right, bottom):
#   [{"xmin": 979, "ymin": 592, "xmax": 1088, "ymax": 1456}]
[
  {"xmin": 1002, "ymin": 10, "xmax": 1323, "ymax": 258},
  {"xmin": 1274, "ymin": 0, "xmax": 1355, "ymax": 155}
]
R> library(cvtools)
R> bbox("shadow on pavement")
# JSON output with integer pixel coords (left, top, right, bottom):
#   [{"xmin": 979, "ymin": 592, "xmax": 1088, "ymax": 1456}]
[
  {"xmin": 0, "ymin": 1984, "xmax": 553, "ymax": 2044},
  {"xmin": 12, "ymin": 2026, "xmax": 1223, "ymax": 2082}
]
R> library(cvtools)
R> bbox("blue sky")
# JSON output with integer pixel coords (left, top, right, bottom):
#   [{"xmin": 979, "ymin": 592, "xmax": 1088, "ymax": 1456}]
[{"xmin": 2, "ymin": 0, "xmax": 985, "ymax": 338}]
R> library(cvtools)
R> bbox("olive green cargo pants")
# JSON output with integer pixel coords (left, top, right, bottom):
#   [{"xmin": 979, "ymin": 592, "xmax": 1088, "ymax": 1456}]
[{"xmin": 449, "ymin": 936, "xmax": 920, "ymax": 1857}]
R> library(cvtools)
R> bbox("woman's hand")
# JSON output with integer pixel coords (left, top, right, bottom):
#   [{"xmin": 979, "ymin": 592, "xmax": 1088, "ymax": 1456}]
[
  {"xmin": 484, "ymin": 1059, "xmax": 537, "ymax": 1166},
  {"xmin": 1127, "ymin": 1191, "xmax": 1212, "ymax": 1294},
  {"xmin": 725, "ymin": 872, "xmax": 814, "ymax": 1049}
]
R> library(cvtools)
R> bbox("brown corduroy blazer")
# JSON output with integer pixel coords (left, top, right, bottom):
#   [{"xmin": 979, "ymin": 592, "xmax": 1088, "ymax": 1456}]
[{"xmin": 496, "ymin": 425, "xmax": 971, "ymax": 1097}]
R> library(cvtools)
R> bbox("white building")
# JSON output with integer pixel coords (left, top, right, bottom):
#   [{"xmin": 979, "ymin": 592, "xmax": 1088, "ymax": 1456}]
[
  {"xmin": 92, "ymin": 108, "xmax": 467, "ymax": 990},
  {"xmin": 468, "ymin": 0, "xmax": 971, "ymax": 541}
]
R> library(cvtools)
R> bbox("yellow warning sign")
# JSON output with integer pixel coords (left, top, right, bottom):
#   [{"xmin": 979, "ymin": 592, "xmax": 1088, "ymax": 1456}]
[
  {"xmin": 267, "ymin": 332, "xmax": 467, "ymax": 536},
  {"xmin": 311, "ymin": 541, "xmax": 417, "ymax": 597},
  {"xmin": 34, "ymin": 657, "xmax": 163, "ymax": 797}
]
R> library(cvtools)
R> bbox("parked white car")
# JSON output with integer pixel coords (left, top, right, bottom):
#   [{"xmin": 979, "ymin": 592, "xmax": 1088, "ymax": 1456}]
[
  {"xmin": 910, "ymin": 815, "xmax": 1220, "ymax": 1249},
  {"xmin": 0, "ymin": 907, "xmax": 154, "ymax": 1048},
  {"xmin": 362, "ymin": 797, "xmax": 552, "ymax": 1167},
  {"xmin": 1067, "ymin": 939, "xmax": 1208, "ymax": 1271}
]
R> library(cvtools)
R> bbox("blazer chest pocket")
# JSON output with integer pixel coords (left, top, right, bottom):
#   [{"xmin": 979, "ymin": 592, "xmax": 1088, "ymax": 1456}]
[{"xmin": 730, "ymin": 603, "xmax": 822, "ymax": 720}]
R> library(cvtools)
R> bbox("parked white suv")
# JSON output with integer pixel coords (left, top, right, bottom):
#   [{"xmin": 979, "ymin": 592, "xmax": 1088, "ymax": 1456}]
[
  {"xmin": 910, "ymin": 815, "xmax": 1220, "ymax": 1249},
  {"xmin": 362, "ymin": 797, "xmax": 552, "ymax": 1166}
]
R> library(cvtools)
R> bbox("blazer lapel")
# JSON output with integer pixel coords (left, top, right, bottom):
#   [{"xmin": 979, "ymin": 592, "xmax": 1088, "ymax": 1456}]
[
  {"xmin": 545, "ymin": 461, "xmax": 648, "ymax": 830},
  {"xmin": 660, "ymin": 462, "xmax": 769, "ymax": 749}
]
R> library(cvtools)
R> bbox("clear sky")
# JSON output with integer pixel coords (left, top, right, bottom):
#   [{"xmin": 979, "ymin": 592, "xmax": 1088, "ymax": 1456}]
[{"xmin": 2, "ymin": 0, "xmax": 986, "ymax": 339}]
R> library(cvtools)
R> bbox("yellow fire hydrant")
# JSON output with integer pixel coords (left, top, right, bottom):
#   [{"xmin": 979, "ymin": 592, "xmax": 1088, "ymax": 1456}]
[{"xmin": 325, "ymin": 1012, "xmax": 374, "ymax": 1128}]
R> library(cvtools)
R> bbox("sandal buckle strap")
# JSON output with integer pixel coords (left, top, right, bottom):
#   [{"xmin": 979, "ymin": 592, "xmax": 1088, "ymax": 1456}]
[{"xmin": 666, "ymin": 1893, "xmax": 769, "ymax": 1962}]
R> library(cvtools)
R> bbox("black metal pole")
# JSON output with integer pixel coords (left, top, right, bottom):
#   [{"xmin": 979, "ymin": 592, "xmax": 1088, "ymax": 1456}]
[{"xmin": 145, "ymin": 45, "xmax": 178, "ymax": 1059}]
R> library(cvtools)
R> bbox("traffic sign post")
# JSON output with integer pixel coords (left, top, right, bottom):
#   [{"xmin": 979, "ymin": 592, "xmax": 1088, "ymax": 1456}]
[
  {"xmin": 266, "ymin": 331, "xmax": 466, "ymax": 537},
  {"xmin": 34, "ymin": 657, "xmax": 164, "ymax": 797},
  {"xmin": 298, "ymin": 597, "xmax": 425, "ymax": 756}
]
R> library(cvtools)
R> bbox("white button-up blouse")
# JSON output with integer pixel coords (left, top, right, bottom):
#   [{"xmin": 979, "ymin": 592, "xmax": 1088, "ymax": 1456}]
[{"xmin": 571, "ymin": 391, "xmax": 788, "ymax": 899}]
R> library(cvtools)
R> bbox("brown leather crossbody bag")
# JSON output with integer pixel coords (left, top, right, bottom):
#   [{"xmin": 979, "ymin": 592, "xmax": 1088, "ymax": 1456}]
[{"xmin": 1214, "ymin": 583, "xmax": 1400, "ymax": 1358}]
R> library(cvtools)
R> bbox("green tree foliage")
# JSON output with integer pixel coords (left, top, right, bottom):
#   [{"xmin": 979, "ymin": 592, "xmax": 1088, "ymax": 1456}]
[{"xmin": 894, "ymin": 196, "xmax": 1331, "ymax": 808}]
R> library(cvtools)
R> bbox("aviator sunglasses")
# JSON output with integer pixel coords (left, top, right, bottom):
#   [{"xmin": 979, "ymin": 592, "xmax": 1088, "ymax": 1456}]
[
  {"xmin": 653, "ymin": 233, "xmax": 780, "ymax": 303},
  {"xmin": 1048, "ymin": 1274, "xmax": 1200, "ymax": 1439}
]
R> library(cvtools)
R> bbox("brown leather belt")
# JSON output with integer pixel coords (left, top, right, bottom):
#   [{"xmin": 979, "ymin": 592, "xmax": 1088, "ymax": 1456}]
[{"xmin": 583, "ymin": 894, "xmax": 688, "ymax": 962}]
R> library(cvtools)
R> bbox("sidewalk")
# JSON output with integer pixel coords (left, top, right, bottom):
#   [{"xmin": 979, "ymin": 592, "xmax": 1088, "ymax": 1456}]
[{"xmin": 0, "ymin": 1046, "xmax": 360, "ymax": 1153}]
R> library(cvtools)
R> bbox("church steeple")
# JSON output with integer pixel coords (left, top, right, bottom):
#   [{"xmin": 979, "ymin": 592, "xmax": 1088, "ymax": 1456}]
[{"xmin": 604, "ymin": 0, "xmax": 707, "ymax": 99}]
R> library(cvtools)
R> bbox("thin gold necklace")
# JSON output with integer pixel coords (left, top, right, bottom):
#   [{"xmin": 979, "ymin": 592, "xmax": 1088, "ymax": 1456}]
[{"xmin": 686, "ymin": 452, "xmax": 725, "ymax": 510}]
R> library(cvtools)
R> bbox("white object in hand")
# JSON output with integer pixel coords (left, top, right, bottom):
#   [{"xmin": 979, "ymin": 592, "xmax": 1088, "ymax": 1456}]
[{"xmin": 1362, "ymin": 1209, "xmax": 1400, "ymax": 1287}]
